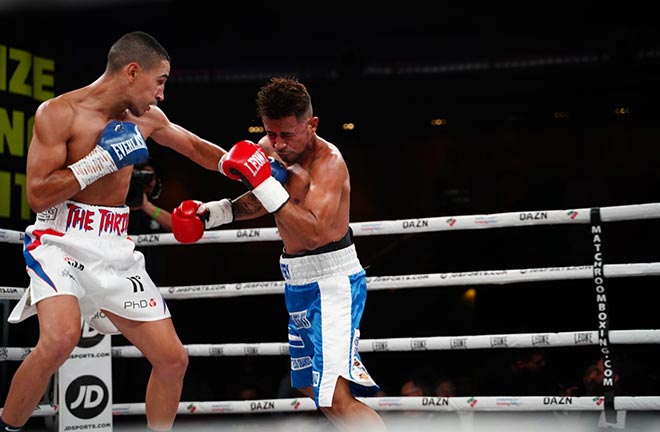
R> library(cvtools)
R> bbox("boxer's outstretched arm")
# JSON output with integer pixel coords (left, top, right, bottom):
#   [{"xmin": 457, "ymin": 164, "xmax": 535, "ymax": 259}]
[{"xmin": 143, "ymin": 105, "xmax": 226, "ymax": 172}]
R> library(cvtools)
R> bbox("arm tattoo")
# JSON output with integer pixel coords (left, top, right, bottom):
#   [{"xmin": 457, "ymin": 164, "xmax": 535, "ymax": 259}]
[{"xmin": 231, "ymin": 192, "xmax": 264, "ymax": 218}]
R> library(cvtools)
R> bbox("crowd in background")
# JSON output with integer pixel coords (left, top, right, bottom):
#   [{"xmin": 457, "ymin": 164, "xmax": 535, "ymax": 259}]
[{"xmin": 109, "ymin": 345, "xmax": 659, "ymax": 405}]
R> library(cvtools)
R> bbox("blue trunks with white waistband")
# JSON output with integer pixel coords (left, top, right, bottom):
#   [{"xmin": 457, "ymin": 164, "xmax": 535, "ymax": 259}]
[{"xmin": 282, "ymin": 227, "xmax": 353, "ymax": 258}]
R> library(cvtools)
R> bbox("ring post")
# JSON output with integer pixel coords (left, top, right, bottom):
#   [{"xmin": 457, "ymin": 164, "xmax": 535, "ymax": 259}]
[{"xmin": 590, "ymin": 207, "xmax": 623, "ymax": 428}]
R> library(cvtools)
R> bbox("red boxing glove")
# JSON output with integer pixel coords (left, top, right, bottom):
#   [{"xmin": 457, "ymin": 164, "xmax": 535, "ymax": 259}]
[
  {"xmin": 219, "ymin": 140, "xmax": 271, "ymax": 187},
  {"xmin": 219, "ymin": 140, "xmax": 289, "ymax": 213},
  {"xmin": 172, "ymin": 200, "xmax": 205, "ymax": 243}
]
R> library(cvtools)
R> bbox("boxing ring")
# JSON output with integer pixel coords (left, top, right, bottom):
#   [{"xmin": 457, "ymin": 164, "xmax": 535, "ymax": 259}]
[{"xmin": 2, "ymin": 201, "xmax": 660, "ymax": 431}]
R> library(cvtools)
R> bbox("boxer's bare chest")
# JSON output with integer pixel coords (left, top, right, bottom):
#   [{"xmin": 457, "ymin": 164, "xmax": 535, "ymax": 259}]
[
  {"xmin": 66, "ymin": 109, "xmax": 130, "ymax": 165},
  {"xmin": 285, "ymin": 163, "xmax": 310, "ymax": 205}
]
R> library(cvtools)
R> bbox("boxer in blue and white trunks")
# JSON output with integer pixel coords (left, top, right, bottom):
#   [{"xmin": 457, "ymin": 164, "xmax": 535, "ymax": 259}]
[
  {"xmin": 1, "ymin": 31, "xmax": 228, "ymax": 432},
  {"xmin": 10, "ymin": 200, "xmax": 169, "ymax": 335},
  {"xmin": 173, "ymin": 77, "xmax": 385, "ymax": 431},
  {"xmin": 280, "ymin": 229, "xmax": 380, "ymax": 407}
]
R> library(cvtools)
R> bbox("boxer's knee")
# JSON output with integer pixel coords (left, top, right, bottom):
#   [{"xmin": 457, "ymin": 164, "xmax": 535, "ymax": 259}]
[
  {"xmin": 35, "ymin": 327, "xmax": 80, "ymax": 367},
  {"xmin": 151, "ymin": 343, "xmax": 188, "ymax": 379}
]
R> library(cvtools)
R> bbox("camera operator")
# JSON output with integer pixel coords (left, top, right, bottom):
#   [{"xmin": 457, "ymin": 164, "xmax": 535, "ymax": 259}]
[{"xmin": 127, "ymin": 160, "xmax": 172, "ymax": 233}]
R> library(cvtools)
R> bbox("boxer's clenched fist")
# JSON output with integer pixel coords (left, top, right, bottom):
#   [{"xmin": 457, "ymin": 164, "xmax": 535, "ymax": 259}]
[
  {"xmin": 172, "ymin": 199, "xmax": 234, "ymax": 243},
  {"xmin": 172, "ymin": 200, "xmax": 205, "ymax": 243},
  {"xmin": 69, "ymin": 121, "xmax": 148, "ymax": 190},
  {"xmin": 219, "ymin": 140, "xmax": 289, "ymax": 213}
]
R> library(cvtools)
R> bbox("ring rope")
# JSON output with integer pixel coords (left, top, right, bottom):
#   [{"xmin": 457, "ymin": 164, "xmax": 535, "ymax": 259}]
[
  {"xmin": 2, "ymin": 262, "xmax": 660, "ymax": 301},
  {"xmin": 2, "ymin": 201, "xmax": 660, "ymax": 247},
  {"xmin": 11, "ymin": 395, "xmax": 660, "ymax": 418},
  {"xmin": 113, "ymin": 329, "xmax": 660, "ymax": 358},
  {"xmin": 1, "ymin": 329, "xmax": 658, "ymax": 362},
  {"xmin": 117, "ymin": 201, "xmax": 660, "ymax": 246}
]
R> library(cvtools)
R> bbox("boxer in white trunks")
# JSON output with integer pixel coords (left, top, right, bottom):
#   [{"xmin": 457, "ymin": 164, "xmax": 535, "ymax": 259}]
[
  {"xmin": 11, "ymin": 200, "xmax": 167, "ymax": 335},
  {"xmin": 0, "ymin": 31, "xmax": 226, "ymax": 432}
]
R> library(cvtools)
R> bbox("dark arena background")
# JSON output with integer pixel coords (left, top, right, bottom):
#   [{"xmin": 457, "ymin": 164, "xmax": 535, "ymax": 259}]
[{"xmin": 2, "ymin": 2, "xmax": 660, "ymax": 430}]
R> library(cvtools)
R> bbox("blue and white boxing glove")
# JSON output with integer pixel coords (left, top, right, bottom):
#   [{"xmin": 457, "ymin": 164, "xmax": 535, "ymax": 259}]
[
  {"xmin": 269, "ymin": 156, "xmax": 288, "ymax": 185},
  {"xmin": 68, "ymin": 121, "xmax": 149, "ymax": 190}
]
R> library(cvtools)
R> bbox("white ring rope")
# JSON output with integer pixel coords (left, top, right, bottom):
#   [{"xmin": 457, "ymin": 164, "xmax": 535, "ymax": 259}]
[
  {"xmin": 2, "ymin": 201, "xmax": 660, "ymax": 418},
  {"xmin": 13, "ymin": 396, "xmax": 660, "ymax": 418},
  {"xmin": 2, "ymin": 329, "xmax": 658, "ymax": 361},
  {"xmin": 2, "ymin": 262, "xmax": 660, "ymax": 301},
  {"xmin": 2, "ymin": 201, "xmax": 660, "ymax": 247},
  {"xmin": 133, "ymin": 201, "xmax": 660, "ymax": 245}
]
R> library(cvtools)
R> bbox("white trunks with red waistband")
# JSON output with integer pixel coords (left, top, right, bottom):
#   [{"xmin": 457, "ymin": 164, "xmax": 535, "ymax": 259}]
[{"xmin": 9, "ymin": 200, "xmax": 170, "ymax": 334}]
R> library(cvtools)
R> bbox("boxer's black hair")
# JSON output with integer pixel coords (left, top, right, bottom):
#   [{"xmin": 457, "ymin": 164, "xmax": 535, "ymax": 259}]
[
  {"xmin": 256, "ymin": 76, "xmax": 313, "ymax": 121},
  {"xmin": 107, "ymin": 31, "xmax": 170, "ymax": 74}
]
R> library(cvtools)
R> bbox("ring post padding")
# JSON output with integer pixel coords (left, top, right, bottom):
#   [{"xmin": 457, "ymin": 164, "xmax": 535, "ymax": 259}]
[{"xmin": 590, "ymin": 207, "xmax": 617, "ymax": 423}]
